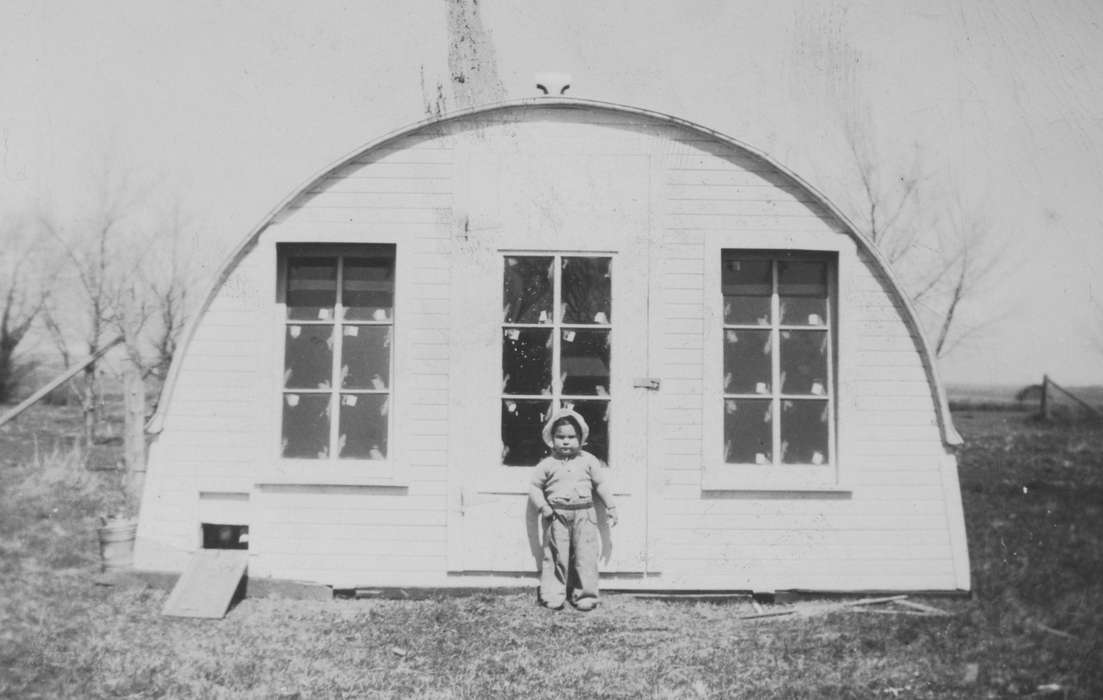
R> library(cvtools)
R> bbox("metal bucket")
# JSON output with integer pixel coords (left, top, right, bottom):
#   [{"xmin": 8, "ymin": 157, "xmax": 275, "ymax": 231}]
[{"xmin": 97, "ymin": 519, "xmax": 138, "ymax": 573}]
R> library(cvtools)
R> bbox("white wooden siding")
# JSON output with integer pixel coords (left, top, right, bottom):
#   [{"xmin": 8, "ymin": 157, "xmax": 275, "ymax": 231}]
[{"xmin": 137, "ymin": 104, "xmax": 966, "ymax": 592}]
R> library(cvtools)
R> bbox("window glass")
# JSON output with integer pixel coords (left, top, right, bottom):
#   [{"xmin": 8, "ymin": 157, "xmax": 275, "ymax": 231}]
[
  {"xmin": 287, "ymin": 258, "xmax": 337, "ymax": 320},
  {"xmin": 284, "ymin": 325, "xmax": 334, "ymax": 389},
  {"xmin": 561, "ymin": 257, "xmax": 611, "ymax": 324},
  {"xmin": 280, "ymin": 245, "xmax": 395, "ymax": 462},
  {"xmin": 502, "ymin": 329, "xmax": 553, "ymax": 395},
  {"xmin": 503, "ymin": 257, "xmax": 553, "ymax": 324},
  {"xmin": 565, "ymin": 399, "xmax": 609, "ymax": 464},
  {"xmin": 779, "ymin": 261, "xmax": 827, "ymax": 326},
  {"xmin": 720, "ymin": 252, "xmax": 833, "ymax": 466},
  {"xmin": 561, "ymin": 329, "xmax": 610, "ymax": 396},
  {"xmin": 343, "ymin": 255, "xmax": 395, "ymax": 321},
  {"xmin": 722, "ymin": 329, "xmax": 772, "ymax": 394},
  {"xmin": 723, "ymin": 399, "xmax": 773, "ymax": 464},
  {"xmin": 341, "ymin": 326, "xmax": 391, "ymax": 390},
  {"xmin": 501, "ymin": 399, "xmax": 552, "ymax": 466},
  {"xmin": 779, "ymin": 330, "xmax": 828, "ymax": 395},
  {"xmin": 722, "ymin": 259, "xmax": 772, "ymax": 325},
  {"xmin": 339, "ymin": 394, "xmax": 388, "ymax": 459},
  {"xmin": 780, "ymin": 400, "xmax": 829, "ymax": 464},
  {"xmin": 501, "ymin": 254, "xmax": 613, "ymax": 466},
  {"xmin": 282, "ymin": 394, "xmax": 331, "ymax": 458}
]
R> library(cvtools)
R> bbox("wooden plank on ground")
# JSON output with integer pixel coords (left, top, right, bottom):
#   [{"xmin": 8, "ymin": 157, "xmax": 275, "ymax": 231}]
[{"xmin": 162, "ymin": 550, "xmax": 248, "ymax": 618}]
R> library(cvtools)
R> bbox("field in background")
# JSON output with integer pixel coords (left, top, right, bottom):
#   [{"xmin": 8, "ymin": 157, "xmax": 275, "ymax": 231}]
[
  {"xmin": 1, "ymin": 403, "xmax": 1101, "ymax": 698},
  {"xmin": 947, "ymin": 382, "xmax": 1103, "ymax": 411}
]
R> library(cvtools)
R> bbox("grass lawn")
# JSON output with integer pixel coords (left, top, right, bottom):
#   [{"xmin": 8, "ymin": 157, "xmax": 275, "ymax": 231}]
[{"xmin": 1, "ymin": 404, "xmax": 1101, "ymax": 698}]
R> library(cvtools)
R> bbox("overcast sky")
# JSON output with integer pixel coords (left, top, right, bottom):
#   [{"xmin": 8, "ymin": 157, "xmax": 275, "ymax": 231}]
[{"xmin": 2, "ymin": 1, "xmax": 1101, "ymax": 386}]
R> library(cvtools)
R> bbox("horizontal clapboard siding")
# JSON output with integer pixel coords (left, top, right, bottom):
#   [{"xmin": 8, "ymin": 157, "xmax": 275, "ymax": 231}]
[{"xmin": 138, "ymin": 103, "xmax": 964, "ymax": 591}]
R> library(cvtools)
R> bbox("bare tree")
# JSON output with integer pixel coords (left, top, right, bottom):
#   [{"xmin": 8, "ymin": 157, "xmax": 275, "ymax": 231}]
[
  {"xmin": 41, "ymin": 173, "xmax": 201, "ymax": 512},
  {"xmin": 40, "ymin": 176, "xmax": 145, "ymax": 445},
  {"xmin": 141, "ymin": 203, "xmax": 197, "ymax": 384},
  {"xmin": 0, "ymin": 216, "xmax": 51, "ymax": 403},
  {"xmin": 843, "ymin": 125, "xmax": 1004, "ymax": 358}
]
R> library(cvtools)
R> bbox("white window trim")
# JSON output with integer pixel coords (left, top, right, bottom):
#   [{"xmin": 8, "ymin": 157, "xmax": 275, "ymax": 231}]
[
  {"xmin": 701, "ymin": 231, "xmax": 855, "ymax": 492},
  {"xmin": 260, "ymin": 240, "xmax": 408, "ymax": 487}
]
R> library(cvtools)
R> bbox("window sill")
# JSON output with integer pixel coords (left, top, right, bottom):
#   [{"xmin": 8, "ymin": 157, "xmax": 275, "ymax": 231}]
[
  {"xmin": 701, "ymin": 465, "xmax": 851, "ymax": 494},
  {"xmin": 257, "ymin": 460, "xmax": 407, "ymax": 488}
]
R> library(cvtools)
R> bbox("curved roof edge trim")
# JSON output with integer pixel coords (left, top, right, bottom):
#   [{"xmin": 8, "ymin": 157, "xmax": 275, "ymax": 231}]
[{"xmin": 147, "ymin": 97, "xmax": 962, "ymax": 446}]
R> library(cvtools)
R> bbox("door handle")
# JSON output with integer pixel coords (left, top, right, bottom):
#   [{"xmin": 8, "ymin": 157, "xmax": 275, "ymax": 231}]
[{"xmin": 633, "ymin": 378, "xmax": 661, "ymax": 391}]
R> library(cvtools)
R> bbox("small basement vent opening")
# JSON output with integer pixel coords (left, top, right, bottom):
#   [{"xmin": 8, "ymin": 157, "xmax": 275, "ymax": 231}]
[{"xmin": 202, "ymin": 523, "xmax": 249, "ymax": 550}]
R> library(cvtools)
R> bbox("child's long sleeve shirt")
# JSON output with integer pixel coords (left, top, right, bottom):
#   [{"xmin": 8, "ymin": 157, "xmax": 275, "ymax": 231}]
[{"xmin": 528, "ymin": 451, "xmax": 616, "ymax": 515}]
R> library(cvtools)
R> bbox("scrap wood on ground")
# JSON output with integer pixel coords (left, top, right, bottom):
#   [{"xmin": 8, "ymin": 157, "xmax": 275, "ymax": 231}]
[{"xmin": 739, "ymin": 595, "xmax": 953, "ymax": 621}]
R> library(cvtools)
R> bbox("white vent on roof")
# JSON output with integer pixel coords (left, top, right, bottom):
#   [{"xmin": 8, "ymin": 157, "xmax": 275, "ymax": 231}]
[{"xmin": 535, "ymin": 72, "xmax": 571, "ymax": 95}]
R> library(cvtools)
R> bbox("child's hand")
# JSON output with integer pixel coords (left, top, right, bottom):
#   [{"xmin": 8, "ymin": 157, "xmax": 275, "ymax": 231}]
[
  {"xmin": 541, "ymin": 506, "xmax": 554, "ymax": 520},
  {"xmin": 606, "ymin": 509, "xmax": 618, "ymax": 528}
]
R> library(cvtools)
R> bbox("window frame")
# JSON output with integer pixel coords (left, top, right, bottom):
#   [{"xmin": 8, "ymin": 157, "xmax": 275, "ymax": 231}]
[
  {"xmin": 702, "ymin": 238, "xmax": 852, "ymax": 492},
  {"xmin": 265, "ymin": 242, "xmax": 404, "ymax": 485}
]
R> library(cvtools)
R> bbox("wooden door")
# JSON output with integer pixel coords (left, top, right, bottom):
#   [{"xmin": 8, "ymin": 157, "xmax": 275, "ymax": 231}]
[{"xmin": 449, "ymin": 243, "xmax": 653, "ymax": 573}]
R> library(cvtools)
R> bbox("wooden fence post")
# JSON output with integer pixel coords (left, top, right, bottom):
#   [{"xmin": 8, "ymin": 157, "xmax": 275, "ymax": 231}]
[{"xmin": 1040, "ymin": 374, "xmax": 1050, "ymax": 420}]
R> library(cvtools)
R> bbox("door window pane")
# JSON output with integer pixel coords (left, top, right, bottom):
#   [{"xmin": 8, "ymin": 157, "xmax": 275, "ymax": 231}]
[
  {"xmin": 723, "ymin": 399, "xmax": 773, "ymax": 464},
  {"xmin": 722, "ymin": 329, "xmax": 772, "ymax": 394},
  {"xmin": 343, "ymin": 255, "xmax": 395, "ymax": 321},
  {"xmin": 341, "ymin": 326, "xmax": 391, "ymax": 390},
  {"xmin": 502, "ymin": 399, "xmax": 552, "ymax": 466},
  {"xmin": 503, "ymin": 257, "xmax": 553, "ymax": 324},
  {"xmin": 779, "ymin": 261, "xmax": 827, "ymax": 326},
  {"xmin": 561, "ymin": 257, "xmax": 612, "ymax": 324},
  {"xmin": 780, "ymin": 400, "xmax": 829, "ymax": 464},
  {"xmin": 722, "ymin": 258, "xmax": 772, "ymax": 325},
  {"xmin": 502, "ymin": 328, "xmax": 553, "ymax": 395},
  {"xmin": 779, "ymin": 330, "xmax": 828, "ymax": 395},
  {"xmin": 561, "ymin": 329, "xmax": 610, "ymax": 396},
  {"xmin": 501, "ymin": 254, "xmax": 615, "ymax": 466},
  {"xmin": 339, "ymin": 394, "xmax": 388, "ymax": 459},
  {"xmin": 282, "ymin": 394, "xmax": 331, "ymax": 458},
  {"xmin": 284, "ymin": 325, "xmax": 334, "ymax": 389},
  {"xmin": 564, "ymin": 399, "xmax": 610, "ymax": 464},
  {"xmin": 287, "ymin": 257, "xmax": 337, "ymax": 320}
]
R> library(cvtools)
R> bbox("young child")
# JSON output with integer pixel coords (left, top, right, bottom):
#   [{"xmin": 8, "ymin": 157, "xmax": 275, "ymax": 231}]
[{"xmin": 528, "ymin": 409, "xmax": 617, "ymax": 611}]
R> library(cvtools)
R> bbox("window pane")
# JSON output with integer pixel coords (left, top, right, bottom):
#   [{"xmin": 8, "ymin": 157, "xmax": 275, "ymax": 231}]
[
  {"xmin": 561, "ymin": 257, "xmax": 612, "ymax": 324},
  {"xmin": 723, "ymin": 398, "xmax": 773, "ymax": 464},
  {"xmin": 722, "ymin": 258, "xmax": 772, "ymax": 324},
  {"xmin": 779, "ymin": 261, "xmax": 827, "ymax": 325},
  {"xmin": 284, "ymin": 325, "xmax": 334, "ymax": 389},
  {"xmin": 343, "ymin": 255, "xmax": 395, "ymax": 321},
  {"xmin": 502, "ymin": 328, "xmax": 553, "ymax": 395},
  {"xmin": 563, "ymin": 399, "xmax": 610, "ymax": 464},
  {"xmin": 287, "ymin": 257, "xmax": 337, "ymax": 320},
  {"xmin": 341, "ymin": 326, "xmax": 391, "ymax": 390},
  {"xmin": 503, "ymin": 257, "xmax": 553, "ymax": 324},
  {"xmin": 502, "ymin": 399, "xmax": 552, "ymax": 466},
  {"xmin": 561, "ymin": 329, "xmax": 610, "ymax": 396},
  {"xmin": 339, "ymin": 394, "xmax": 388, "ymax": 459},
  {"xmin": 780, "ymin": 330, "xmax": 829, "ymax": 395},
  {"xmin": 722, "ymin": 329, "xmax": 772, "ymax": 394},
  {"xmin": 282, "ymin": 394, "xmax": 331, "ymax": 458},
  {"xmin": 780, "ymin": 399, "xmax": 829, "ymax": 464}
]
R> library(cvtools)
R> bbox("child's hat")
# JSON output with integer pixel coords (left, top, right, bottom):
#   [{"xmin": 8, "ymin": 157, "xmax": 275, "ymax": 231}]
[{"xmin": 541, "ymin": 408, "xmax": 590, "ymax": 447}]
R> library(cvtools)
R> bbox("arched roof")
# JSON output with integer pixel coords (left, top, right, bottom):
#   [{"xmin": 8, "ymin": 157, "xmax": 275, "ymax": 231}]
[{"xmin": 149, "ymin": 97, "xmax": 961, "ymax": 446}]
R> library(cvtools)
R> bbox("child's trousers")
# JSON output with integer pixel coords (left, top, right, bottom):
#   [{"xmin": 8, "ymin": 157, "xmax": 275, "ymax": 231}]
[{"xmin": 539, "ymin": 506, "xmax": 600, "ymax": 609}]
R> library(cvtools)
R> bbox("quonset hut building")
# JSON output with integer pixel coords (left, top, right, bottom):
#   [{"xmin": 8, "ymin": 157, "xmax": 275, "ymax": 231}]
[{"xmin": 134, "ymin": 98, "xmax": 970, "ymax": 594}]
